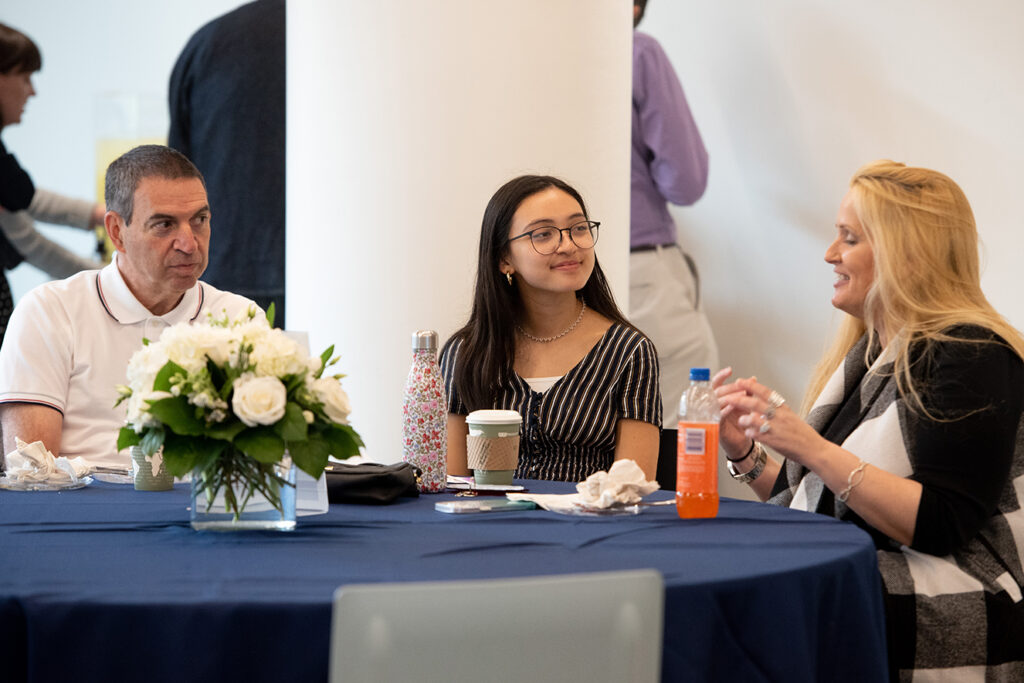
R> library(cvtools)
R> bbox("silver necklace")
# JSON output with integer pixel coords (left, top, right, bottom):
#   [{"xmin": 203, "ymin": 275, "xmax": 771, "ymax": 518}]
[{"xmin": 516, "ymin": 299, "xmax": 587, "ymax": 343}]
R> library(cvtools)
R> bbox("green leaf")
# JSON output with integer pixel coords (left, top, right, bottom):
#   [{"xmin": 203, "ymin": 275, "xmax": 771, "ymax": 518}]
[
  {"xmin": 265, "ymin": 301, "xmax": 276, "ymax": 327},
  {"xmin": 153, "ymin": 360, "xmax": 187, "ymax": 393},
  {"xmin": 283, "ymin": 373, "xmax": 305, "ymax": 394},
  {"xmin": 162, "ymin": 433, "xmax": 225, "ymax": 476},
  {"xmin": 275, "ymin": 402, "xmax": 308, "ymax": 442},
  {"xmin": 206, "ymin": 357, "xmax": 227, "ymax": 393},
  {"xmin": 316, "ymin": 345, "xmax": 335, "ymax": 378},
  {"xmin": 189, "ymin": 439, "xmax": 224, "ymax": 473},
  {"xmin": 148, "ymin": 396, "xmax": 206, "ymax": 436},
  {"xmin": 289, "ymin": 433, "xmax": 331, "ymax": 479},
  {"xmin": 116, "ymin": 427, "xmax": 141, "ymax": 451},
  {"xmin": 218, "ymin": 372, "xmax": 237, "ymax": 401},
  {"xmin": 234, "ymin": 427, "xmax": 285, "ymax": 463},
  {"xmin": 141, "ymin": 427, "xmax": 165, "ymax": 457},
  {"xmin": 323, "ymin": 424, "xmax": 364, "ymax": 459},
  {"xmin": 205, "ymin": 419, "xmax": 248, "ymax": 442}
]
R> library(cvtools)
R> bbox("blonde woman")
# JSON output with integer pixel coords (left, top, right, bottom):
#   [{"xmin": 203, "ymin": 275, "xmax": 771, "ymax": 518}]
[{"xmin": 717, "ymin": 161, "xmax": 1024, "ymax": 679}]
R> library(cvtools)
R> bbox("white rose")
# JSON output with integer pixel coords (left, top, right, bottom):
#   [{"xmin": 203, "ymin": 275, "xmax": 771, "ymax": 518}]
[
  {"xmin": 312, "ymin": 377, "xmax": 351, "ymax": 424},
  {"xmin": 232, "ymin": 375, "xmax": 287, "ymax": 427}
]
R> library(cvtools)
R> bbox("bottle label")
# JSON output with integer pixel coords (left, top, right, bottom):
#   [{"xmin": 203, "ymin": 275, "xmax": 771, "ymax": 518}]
[
  {"xmin": 683, "ymin": 427, "xmax": 706, "ymax": 455},
  {"xmin": 677, "ymin": 421, "xmax": 718, "ymax": 492}
]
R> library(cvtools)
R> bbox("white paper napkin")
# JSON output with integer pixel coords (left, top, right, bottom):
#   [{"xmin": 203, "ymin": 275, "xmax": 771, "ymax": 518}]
[
  {"xmin": 3, "ymin": 437, "xmax": 90, "ymax": 485},
  {"xmin": 508, "ymin": 459, "xmax": 660, "ymax": 512}
]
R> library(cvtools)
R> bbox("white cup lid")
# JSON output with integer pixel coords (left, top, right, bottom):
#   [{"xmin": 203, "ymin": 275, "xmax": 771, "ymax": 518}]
[{"xmin": 466, "ymin": 409, "xmax": 522, "ymax": 425}]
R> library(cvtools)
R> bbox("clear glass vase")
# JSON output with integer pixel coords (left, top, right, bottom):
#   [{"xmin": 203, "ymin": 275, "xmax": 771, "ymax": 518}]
[{"xmin": 189, "ymin": 452, "xmax": 297, "ymax": 531}]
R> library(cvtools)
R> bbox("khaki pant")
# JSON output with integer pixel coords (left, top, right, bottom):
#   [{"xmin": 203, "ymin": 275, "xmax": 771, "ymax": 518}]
[{"xmin": 629, "ymin": 245, "xmax": 719, "ymax": 428}]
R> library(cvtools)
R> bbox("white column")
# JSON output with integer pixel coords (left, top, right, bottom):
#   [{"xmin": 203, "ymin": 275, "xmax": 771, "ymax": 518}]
[{"xmin": 287, "ymin": 0, "xmax": 632, "ymax": 462}]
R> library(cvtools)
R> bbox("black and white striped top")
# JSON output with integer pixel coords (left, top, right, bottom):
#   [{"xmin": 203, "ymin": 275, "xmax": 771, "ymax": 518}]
[{"xmin": 440, "ymin": 324, "xmax": 662, "ymax": 482}]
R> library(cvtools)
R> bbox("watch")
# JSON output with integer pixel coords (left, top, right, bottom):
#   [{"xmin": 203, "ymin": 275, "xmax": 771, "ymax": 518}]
[{"xmin": 727, "ymin": 443, "xmax": 767, "ymax": 484}]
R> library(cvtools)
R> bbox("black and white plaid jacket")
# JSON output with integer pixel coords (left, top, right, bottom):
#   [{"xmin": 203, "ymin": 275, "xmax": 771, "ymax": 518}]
[{"xmin": 768, "ymin": 329, "xmax": 1024, "ymax": 680}]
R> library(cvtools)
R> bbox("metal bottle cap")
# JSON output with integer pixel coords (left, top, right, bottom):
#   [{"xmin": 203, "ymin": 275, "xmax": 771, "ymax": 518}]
[{"xmin": 411, "ymin": 330, "xmax": 438, "ymax": 351}]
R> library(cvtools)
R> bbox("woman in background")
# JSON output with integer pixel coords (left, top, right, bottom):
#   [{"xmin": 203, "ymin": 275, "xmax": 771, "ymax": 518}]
[
  {"xmin": 441, "ymin": 175, "xmax": 661, "ymax": 482},
  {"xmin": 718, "ymin": 160, "xmax": 1024, "ymax": 679},
  {"xmin": 0, "ymin": 22, "xmax": 103, "ymax": 346}
]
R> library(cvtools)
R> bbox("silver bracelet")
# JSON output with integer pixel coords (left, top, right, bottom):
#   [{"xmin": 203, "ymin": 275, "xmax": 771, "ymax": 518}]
[
  {"xmin": 727, "ymin": 443, "xmax": 767, "ymax": 484},
  {"xmin": 837, "ymin": 460, "xmax": 868, "ymax": 502}
]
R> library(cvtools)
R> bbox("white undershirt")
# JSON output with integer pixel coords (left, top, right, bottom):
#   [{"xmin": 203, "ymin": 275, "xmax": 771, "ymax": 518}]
[{"xmin": 524, "ymin": 376, "xmax": 562, "ymax": 394}]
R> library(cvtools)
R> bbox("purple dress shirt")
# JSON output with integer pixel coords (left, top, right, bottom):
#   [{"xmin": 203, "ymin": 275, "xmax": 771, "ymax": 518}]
[{"xmin": 631, "ymin": 31, "xmax": 709, "ymax": 249}]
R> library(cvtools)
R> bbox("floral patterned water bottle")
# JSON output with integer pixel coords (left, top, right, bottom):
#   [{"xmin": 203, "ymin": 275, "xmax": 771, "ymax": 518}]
[{"xmin": 402, "ymin": 330, "xmax": 447, "ymax": 492}]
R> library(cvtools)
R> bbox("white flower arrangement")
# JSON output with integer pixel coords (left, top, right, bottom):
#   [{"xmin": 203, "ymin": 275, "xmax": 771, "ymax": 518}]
[{"xmin": 116, "ymin": 306, "xmax": 362, "ymax": 518}]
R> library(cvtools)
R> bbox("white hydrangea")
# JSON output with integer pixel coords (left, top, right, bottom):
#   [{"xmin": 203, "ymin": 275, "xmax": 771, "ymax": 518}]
[
  {"xmin": 159, "ymin": 323, "xmax": 238, "ymax": 373},
  {"xmin": 248, "ymin": 328, "xmax": 308, "ymax": 378},
  {"xmin": 124, "ymin": 343, "xmax": 170, "ymax": 423}
]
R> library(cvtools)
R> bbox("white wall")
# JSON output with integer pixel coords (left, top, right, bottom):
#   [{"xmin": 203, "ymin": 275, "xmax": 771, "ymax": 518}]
[
  {"xmin": 642, "ymin": 0, "xmax": 1024, "ymax": 406},
  {"xmin": 287, "ymin": 0, "xmax": 632, "ymax": 463}
]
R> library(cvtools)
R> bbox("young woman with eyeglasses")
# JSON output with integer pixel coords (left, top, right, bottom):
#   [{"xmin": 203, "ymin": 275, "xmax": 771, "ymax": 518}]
[{"xmin": 440, "ymin": 175, "xmax": 661, "ymax": 482}]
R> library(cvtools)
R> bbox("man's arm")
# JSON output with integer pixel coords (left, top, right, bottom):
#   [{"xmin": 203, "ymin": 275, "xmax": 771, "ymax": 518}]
[{"xmin": 1, "ymin": 403, "xmax": 63, "ymax": 465}]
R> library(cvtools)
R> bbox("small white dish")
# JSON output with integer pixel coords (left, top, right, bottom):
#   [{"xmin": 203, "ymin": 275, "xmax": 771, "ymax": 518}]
[{"xmin": 0, "ymin": 475, "xmax": 93, "ymax": 491}]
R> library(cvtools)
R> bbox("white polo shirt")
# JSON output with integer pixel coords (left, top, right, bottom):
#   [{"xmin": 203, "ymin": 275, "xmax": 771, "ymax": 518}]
[{"xmin": 0, "ymin": 258, "xmax": 257, "ymax": 468}]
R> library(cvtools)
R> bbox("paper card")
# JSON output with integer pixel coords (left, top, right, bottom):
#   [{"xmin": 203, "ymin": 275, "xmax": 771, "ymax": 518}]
[{"xmin": 296, "ymin": 467, "xmax": 329, "ymax": 516}]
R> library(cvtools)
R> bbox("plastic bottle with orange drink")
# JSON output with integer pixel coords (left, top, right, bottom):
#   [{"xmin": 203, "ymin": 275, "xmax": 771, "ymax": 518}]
[{"xmin": 676, "ymin": 367, "xmax": 720, "ymax": 518}]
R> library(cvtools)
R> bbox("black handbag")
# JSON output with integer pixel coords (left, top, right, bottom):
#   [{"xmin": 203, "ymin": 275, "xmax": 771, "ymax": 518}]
[{"xmin": 324, "ymin": 462, "xmax": 421, "ymax": 505}]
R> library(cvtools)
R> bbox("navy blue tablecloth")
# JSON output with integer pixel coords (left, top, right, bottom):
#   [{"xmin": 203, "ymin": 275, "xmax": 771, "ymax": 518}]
[{"xmin": 0, "ymin": 480, "xmax": 887, "ymax": 682}]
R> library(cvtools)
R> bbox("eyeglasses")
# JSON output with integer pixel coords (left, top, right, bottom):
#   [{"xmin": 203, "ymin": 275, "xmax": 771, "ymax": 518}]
[{"xmin": 508, "ymin": 221, "xmax": 600, "ymax": 255}]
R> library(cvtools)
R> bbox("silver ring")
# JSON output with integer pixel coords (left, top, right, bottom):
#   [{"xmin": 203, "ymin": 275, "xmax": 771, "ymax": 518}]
[
  {"xmin": 758, "ymin": 419, "xmax": 772, "ymax": 434},
  {"xmin": 764, "ymin": 390, "xmax": 786, "ymax": 420}
]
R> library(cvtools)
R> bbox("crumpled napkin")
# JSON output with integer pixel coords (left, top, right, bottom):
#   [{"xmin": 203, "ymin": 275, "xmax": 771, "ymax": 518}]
[
  {"xmin": 575, "ymin": 459, "xmax": 660, "ymax": 507},
  {"xmin": 508, "ymin": 459, "xmax": 659, "ymax": 512},
  {"xmin": 3, "ymin": 437, "xmax": 90, "ymax": 485}
]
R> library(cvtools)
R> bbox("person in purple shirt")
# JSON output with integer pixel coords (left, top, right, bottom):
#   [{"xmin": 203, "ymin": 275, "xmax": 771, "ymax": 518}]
[{"xmin": 629, "ymin": 0, "xmax": 718, "ymax": 486}]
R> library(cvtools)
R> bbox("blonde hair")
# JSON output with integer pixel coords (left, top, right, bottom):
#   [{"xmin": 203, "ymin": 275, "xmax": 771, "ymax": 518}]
[{"xmin": 801, "ymin": 160, "xmax": 1024, "ymax": 416}]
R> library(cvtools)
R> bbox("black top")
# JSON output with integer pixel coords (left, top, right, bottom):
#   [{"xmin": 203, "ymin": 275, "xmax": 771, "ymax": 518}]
[
  {"xmin": 0, "ymin": 137, "xmax": 33, "ymax": 270},
  {"xmin": 785, "ymin": 326, "xmax": 1024, "ymax": 556},
  {"xmin": 441, "ymin": 324, "xmax": 662, "ymax": 482},
  {"xmin": 904, "ymin": 327, "xmax": 1023, "ymax": 554},
  {"xmin": 168, "ymin": 0, "xmax": 285, "ymax": 302}
]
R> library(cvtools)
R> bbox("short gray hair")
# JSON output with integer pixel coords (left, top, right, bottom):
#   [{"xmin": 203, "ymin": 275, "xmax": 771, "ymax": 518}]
[{"xmin": 104, "ymin": 145, "xmax": 205, "ymax": 224}]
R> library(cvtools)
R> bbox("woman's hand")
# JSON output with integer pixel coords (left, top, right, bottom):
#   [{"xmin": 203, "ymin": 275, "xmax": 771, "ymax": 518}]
[
  {"xmin": 721, "ymin": 378, "xmax": 922, "ymax": 544},
  {"xmin": 712, "ymin": 367, "xmax": 755, "ymax": 459},
  {"xmin": 719, "ymin": 377, "xmax": 826, "ymax": 467}
]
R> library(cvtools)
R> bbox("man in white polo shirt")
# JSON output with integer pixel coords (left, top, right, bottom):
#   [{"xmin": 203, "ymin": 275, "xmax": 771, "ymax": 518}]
[{"xmin": 0, "ymin": 145, "xmax": 256, "ymax": 469}]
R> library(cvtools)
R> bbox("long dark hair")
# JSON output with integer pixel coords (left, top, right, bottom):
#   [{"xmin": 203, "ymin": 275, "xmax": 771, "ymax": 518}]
[{"xmin": 445, "ymin": 175, "xmax": 634, "ymax": 410}]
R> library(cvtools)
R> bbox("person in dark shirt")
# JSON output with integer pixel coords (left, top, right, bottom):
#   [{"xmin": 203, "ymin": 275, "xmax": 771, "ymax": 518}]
[
  {"xmin": 168, "ymin": 0, "xmax": 285, "ymax": 324},
  {"xmin": 717, "ymin": 160, "xmax": 1024, "ymax": 679}
]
